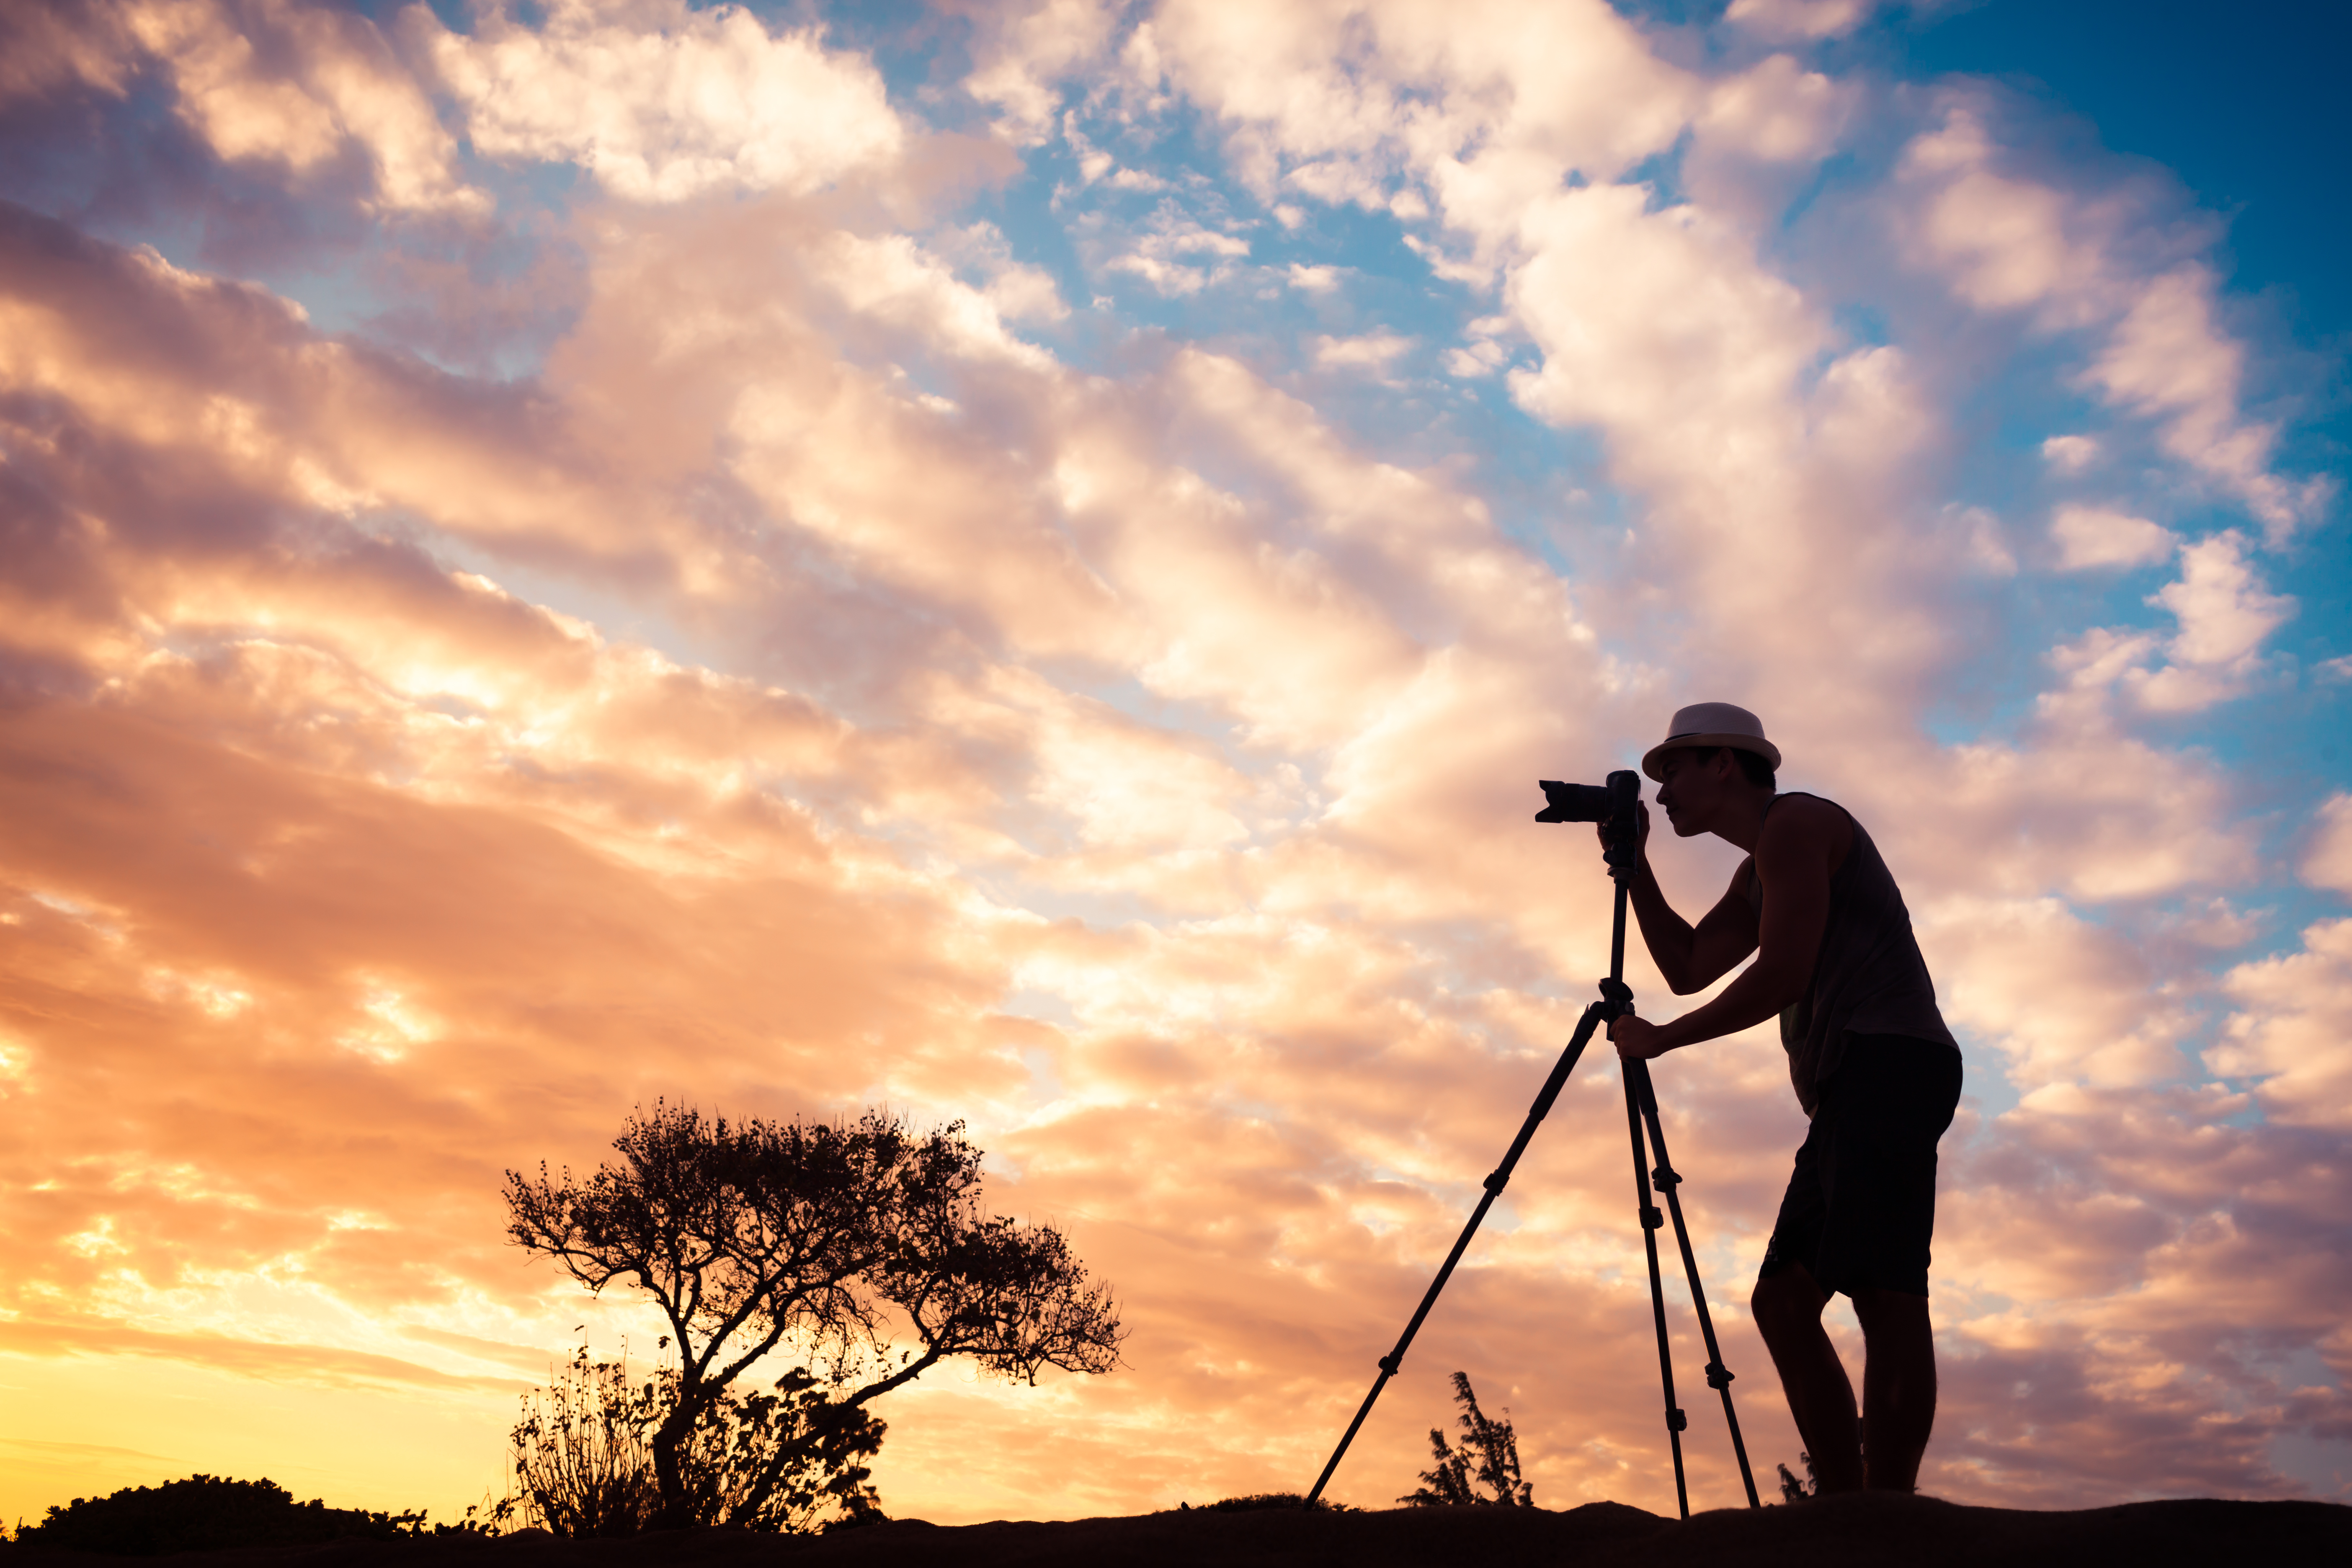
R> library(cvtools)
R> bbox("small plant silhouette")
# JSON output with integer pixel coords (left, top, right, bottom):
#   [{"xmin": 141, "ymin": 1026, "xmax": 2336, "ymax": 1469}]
[
  {"xmin": 1777, "ymin": 1453, "xmax": 1819, "ymax": 1503},
  {"xmin": 1398, "ymin": 1372, "xmax": 1534, "ymax": 1507}
]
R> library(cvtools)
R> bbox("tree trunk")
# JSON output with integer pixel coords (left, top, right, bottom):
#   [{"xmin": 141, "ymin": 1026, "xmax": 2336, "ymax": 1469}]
[{"xmin": 648, "ymin": 1386, "xmax": 707, "ymax": 1529}]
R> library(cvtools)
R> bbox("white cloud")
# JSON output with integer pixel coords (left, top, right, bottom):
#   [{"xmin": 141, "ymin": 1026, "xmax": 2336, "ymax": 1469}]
[
  {"xmin": 1723, "ymin": 0, "xmax": 1877, "ymax": 43},
  {"xmin": 113, "ymin": 0, "xmax": 482, "ymax": 211},
  {"xmin": 2305, "ymin": 794, "xmax": 2352, "ymax": 897},
  {"xmin": 2124, "ymin": 532, "xmax": 2293, "ymax": 711},
  {"xmin": 2049, "ymin": 533, "xmax": 2296, "ymax": 714},
  {"xmin": 1919, "ymin": 895, "xmax": 2187, "ymax": 1091},
  {"xmin": 1104, "ymin": 209, "xmax": 1252, "ymax": 296},
  {"xmin": 2041, "ymin": 433, "xmax": 2100, "ymax": 473},
  {"xmin": 2212, "ymin": 918, "xmax": 2352, "ymax": 1128},
  {"xmin": 2151, "ymin": 532, "xmax": 2292, "ymax": 669},
  {"xmin": 1443, "ymin": 340, "xmax": 1507, "ymax": 379},
  {"xmin": 2050, "ymin": 503, "xmax": 2173, "ymax": 570},
  {"xmin": 964, "ymin": 0, "xmax": 1122, "ymax": 144},
  {"xmin": 1693, "ymin": 52, "xmax": 1849, "ymax": 167},
  {"xmin": 426, "ymin": 0, "xmax": 903, "ymax": 202},
  {"xmin": 808, "ymin": 233, "xmax": 1057, "ymax": 369},
  {"xmin": 1313, "ymin": 331, "xmax": 1412, "ymax": 375},
  {"xmin": 1898, "ymin": 107, "xmax": 2322, "ymax": 536},
  {"xmin": 1150, "ymin": 0, "xmax": 1696, "ymax": 228}
]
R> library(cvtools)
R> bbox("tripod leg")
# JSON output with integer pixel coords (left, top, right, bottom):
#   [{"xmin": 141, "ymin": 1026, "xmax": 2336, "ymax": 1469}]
[
  {"xmin": 1625, "ymin": 1066, "xmax": 1689, "ymax": 1521},
  {"xmin": 1630, "ymin": 1060, "xmax": 1762, "ymax": 1509},
  {"xmin": 1302, "ymin": 1000, "xmax": 1611, "ymax": 1507}
]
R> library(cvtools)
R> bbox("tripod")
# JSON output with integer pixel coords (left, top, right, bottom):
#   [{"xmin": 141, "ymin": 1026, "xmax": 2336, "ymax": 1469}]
[{"xmin": 1303, "ymin": 771, "xmax": 1760, "ymax": 1517}]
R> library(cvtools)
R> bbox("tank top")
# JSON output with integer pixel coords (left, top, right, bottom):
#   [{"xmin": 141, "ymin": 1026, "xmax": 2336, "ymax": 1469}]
[{"xmin": 1744, "ymin": 793, "xmax": 1956, "ymax": 1115}]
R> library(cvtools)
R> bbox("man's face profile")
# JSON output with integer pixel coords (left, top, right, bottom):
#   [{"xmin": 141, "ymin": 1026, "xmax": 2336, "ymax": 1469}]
[{"xmin": 1653, "ymin": 748, "xmax": 1740, "ymax": 838}]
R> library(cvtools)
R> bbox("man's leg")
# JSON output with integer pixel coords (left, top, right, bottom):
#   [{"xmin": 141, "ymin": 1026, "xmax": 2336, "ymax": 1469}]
[
  {"xmin": 1750, "ymin": 1262, "xmax": 1862, "ymax": 1492},
  {"xmin": 1850, "ymin": 1287, "xmax": 1935, "ymax": 1491}
]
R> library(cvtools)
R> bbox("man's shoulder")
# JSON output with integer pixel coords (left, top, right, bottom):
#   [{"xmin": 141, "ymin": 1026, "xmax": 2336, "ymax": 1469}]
[{"xmin": 1757, "ymin": 792, "xmax": 1855, "ymax": 861}]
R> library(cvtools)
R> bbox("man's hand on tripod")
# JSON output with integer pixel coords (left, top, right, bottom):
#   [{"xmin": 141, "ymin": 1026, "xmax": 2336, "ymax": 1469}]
[{"xmin": 1610, "ymin": 1011, "xmax": 1674, "ymax": 1060}]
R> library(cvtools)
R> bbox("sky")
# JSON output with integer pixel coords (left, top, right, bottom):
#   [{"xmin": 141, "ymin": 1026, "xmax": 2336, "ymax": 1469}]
[{"xmin": 2, "ymin": 0, "xmax": 2349, "ymax": 1528}]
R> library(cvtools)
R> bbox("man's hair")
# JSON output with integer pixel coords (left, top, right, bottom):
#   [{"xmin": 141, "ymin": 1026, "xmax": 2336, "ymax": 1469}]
[{"xmin": 1684, "ymin": 744, "xmax": 1777, "ymax": 792}]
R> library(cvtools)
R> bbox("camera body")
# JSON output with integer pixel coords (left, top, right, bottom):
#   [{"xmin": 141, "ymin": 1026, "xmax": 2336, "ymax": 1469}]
[{"xmin": 1537, "ymin": 771, "xmax": 1643, "ymax": 867}]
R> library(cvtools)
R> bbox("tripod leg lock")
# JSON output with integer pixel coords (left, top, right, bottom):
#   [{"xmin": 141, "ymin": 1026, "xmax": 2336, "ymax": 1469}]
[
  {"xmin": 1651, "ymin": 1164, "xmax": 1681, "ymax": 1190},
  {"xmin": 1377, "ymin": 1354, "xmax": 1400, "ymax": 1375},
  {"xmin": 1666, "ymin": 1408, "xmax": 1687, "ymax": 1433},
  {"xmin": 1599, "ymin": 977, "xmax": 1634, "ymax": 1017},
  {"xmin": 1641, "ymin": 1205, "xmax": 1663, "ymax": 1230},
  {"xmin": 1482, "ymin": 1169, "xmax": 1507, "ymax": 1194},
  {"xmin": 1705, "ymin": 1362, "xmax": 1734, "ymax": 1390}
]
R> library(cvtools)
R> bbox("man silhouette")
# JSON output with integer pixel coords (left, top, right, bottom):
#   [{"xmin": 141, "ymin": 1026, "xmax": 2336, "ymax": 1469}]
[{"xmin": 1601, "ymin": 703, "xmax": 1963, "ymax": 1493}]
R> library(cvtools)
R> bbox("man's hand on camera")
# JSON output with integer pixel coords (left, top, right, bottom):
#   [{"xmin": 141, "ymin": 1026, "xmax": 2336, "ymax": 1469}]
[
  {"xmin": 1594, "ymin": 799, "xmax": 1652, "ymax": 867},
  {"xmin": 1610, "ymin": 1012, "xmax": 1671, "ymax": 1060}
]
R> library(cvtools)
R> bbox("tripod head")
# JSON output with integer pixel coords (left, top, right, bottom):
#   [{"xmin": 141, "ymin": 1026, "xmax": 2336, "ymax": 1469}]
[{"xmin": 1536, "ymin": 770, "xmax": 1643, "ymax": 875}]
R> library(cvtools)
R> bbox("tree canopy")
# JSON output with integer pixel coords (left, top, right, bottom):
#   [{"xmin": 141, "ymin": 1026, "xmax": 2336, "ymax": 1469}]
[{"xmin": 504, "ymin": 1104, "xmax": 1123, "ymax": 1528}]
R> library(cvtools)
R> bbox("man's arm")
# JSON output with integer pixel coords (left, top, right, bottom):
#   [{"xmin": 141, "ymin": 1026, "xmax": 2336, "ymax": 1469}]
[
  {"xmin": 1613, "ymin": 797, "xmax": 1842, "ymax": 1057},
  {"xmin": 1616, "ymin": 804, "xmax": 1762, "ymax": 995}
]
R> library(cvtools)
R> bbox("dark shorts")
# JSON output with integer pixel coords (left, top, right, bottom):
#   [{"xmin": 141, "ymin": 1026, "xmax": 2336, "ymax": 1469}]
[{"xmin": 1758, "ymin": 1032, "xmax": 1963, "ymax": 1299}]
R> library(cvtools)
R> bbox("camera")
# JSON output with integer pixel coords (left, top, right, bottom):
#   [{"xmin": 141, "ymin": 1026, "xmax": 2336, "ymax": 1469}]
[
  {"xmin": 1538, "ymin": 771, "xmax": 1643, "ymax": 868},
  {"xmin": 1535, "ymin": 771, "xmax": 1641, "ymax": 825}
]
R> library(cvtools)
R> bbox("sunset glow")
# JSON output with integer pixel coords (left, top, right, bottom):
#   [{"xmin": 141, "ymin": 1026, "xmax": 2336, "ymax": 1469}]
[{"xmin": 2, "ymin": 0, "xmax": 2348, "ymax": 1527}]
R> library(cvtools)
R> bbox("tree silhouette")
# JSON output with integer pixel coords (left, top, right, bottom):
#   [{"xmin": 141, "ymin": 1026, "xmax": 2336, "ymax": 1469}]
[
  {"xmin": 504, "ymin": 1104, "xmax": 1123, "ymax": 1528},
  {"xmin": 1399, "ymin": 1372, "xmax": 1535, "ymax": 1507}
]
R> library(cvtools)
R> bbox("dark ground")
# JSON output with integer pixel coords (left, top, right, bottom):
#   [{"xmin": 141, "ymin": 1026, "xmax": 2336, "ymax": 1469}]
[{"xmin": 13, "ymin": 1495, "xmax": 2351, "ymax": 1568}]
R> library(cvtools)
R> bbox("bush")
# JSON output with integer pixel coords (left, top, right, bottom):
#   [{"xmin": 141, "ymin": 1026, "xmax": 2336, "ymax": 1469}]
[
  {"xmin": 503, "ymin": 1344, "xmax": 886, "ymax": 1537},
  {"xmin": 12, "ymin": 1475, "xmax": 454, "ymax": 1554},
  {"xmin": 1398, "ymin": 1372, "xmax": 1534, "ymax": 1508}
]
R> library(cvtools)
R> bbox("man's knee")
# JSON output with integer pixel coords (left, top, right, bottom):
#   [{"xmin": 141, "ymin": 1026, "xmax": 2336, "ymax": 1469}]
[{"xmin": 1751, "ymin": 1266, "xmax": 1828, "ymax": 1339}]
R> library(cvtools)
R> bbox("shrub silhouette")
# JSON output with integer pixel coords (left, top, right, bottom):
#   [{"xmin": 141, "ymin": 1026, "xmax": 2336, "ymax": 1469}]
[
  {"xmin": 11, "ymin": 1475, "xmax": 459, "ymax": 1553},
  {"xmin": 504, "ymin": 1104, "xmax": 1124, "ymax": 1530},
  {"xmin": 1778, "ymin": 1452, "xmax": 1822, "ymax": 1503},
  {"xmin": 1399, "ymin": 1372, "xmax": 1534, "ymax": 1507},
  {"xmin": 505, "ymin": 1344, "xmax": 885, "ymax": 1535}
]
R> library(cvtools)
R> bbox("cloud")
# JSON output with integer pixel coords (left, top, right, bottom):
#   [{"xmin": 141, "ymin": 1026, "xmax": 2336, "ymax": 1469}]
[
  {"xmin": 2303, "ymin": 794, "xmax": 2352, "ymax": 897},
  {"xmin": 2128, "ymin": 531, "xmax": 2293, "ymax": 710},
  {"xmin": 423, "ymin": 0, "xmax": 905, "ymax": 202},
  {"xmin": 2049, "ymin": 503, "xmax": 2173, "ymax": 570},
  {"xmin": 1102, "ymin": 204, "xmax": 1253, "ymax": 295},
  {"xmin": 1313, "ymin": 330, "xmax": 1412, "ymax": 378},
  {"xmin": 1147, "ymin": 0, "xmax": 1696, "ymax": 223},
  {"xmin": 962, "ymin": 0, "xmax": 1124, "ymax": 145},
  {"xmin": 2040, "ymin": 433, "xmax": 2100, "ymax": 473},
  {"xmin": 2212, "ymin": 919, "xmax": 2352, "ymax": 1130},
  {"xmin": 1916, "ymin": 896, "xmax": 2188, "ymax": 1091},
  {"xmin": 1, "ymin": 0, "xmax": 482, "ymax": 213},
  {"xmin": 1722, "ymin": 0, "xmax": 1877, "ymax": 44},
  {"xmin": 2035, "ymin": 532, "xmax": 2294, "ymax": 714},
  {"xmin": 1895, "ymin": 105, "xmax": 2324, "ymax": 536}
]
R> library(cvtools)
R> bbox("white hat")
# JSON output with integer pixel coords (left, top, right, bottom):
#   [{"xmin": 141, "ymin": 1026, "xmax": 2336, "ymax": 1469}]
[{"xmin": 1641, "ymin": 702, "xmax": 1781, "ymax": 782}]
